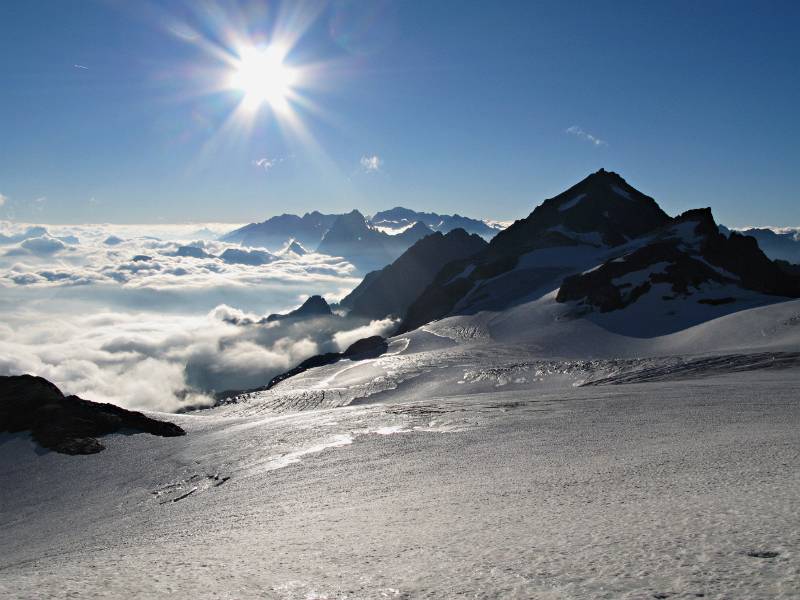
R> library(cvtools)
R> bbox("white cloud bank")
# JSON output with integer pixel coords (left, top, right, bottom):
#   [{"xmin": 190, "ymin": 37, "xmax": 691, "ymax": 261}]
[{"xmin": 0, "ymin": 222, "xmax": 368, "ymax": 413}]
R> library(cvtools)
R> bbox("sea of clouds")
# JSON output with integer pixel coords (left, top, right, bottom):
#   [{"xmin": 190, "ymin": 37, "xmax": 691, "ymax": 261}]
[{"xmin": 0, "ymin": 221, "xmax": 394, "ymax": 412}]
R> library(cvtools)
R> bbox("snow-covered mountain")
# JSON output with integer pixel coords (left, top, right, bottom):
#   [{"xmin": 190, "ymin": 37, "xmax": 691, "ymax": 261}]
[
  {"xmin": 339, "ymin": 228, "xmax": 487, "ymax": 320},
  {"xmin": 399, "ymin": 169, "xmax": 800, "ymax": 334},
  {"xmin": 558, "ymin": 208, "xmax": 800, "ymax": 315}
]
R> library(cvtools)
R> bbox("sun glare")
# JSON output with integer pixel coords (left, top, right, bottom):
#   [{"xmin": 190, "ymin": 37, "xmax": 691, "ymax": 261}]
[{"xmin": 229, "ymin": 45, "xmax": 297, "ymax": 112}]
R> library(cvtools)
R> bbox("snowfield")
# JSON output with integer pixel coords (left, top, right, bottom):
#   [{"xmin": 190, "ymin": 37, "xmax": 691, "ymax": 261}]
[{"xmin": 2, "ymin": 298, "xmax": 800, "ymax": 598}]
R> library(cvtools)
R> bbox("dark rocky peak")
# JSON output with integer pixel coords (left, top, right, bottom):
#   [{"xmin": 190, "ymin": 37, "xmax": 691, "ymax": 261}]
[
  {"xmin": 489, "ymin": 169, "xmax": 671, "ymax": 257},
  {"xmin": 282, "ymin": 239, "xmax": 308, "ymax": 255},
  {"xmin": 336, "ymin": 209, "xmax": 369, "ymax": 228},
  {"xmin": 398, "ymin": 220, "xmax": 435, "ymax": 239},
  {"xmin": 265, "ymin": 295, "xmax": 333, "ymax": 322},
  {"xmin": 318, "ymin": 210, "xmax": 374, "ymax": 246}
]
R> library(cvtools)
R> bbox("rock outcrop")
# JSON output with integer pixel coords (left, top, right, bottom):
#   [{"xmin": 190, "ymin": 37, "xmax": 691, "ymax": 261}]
[{"xmin": 0, "ymin": 375, "xmax": 185, "ymax": 455}]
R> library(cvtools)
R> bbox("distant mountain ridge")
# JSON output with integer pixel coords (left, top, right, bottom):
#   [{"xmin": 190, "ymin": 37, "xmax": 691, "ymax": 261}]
[
  {"xmin": 220, "ymin": 207, "xmax": 504, "ymax": 261},
  {"xmin": 370, "ymin": 207, "xmax": 503, "ymax": 239}
]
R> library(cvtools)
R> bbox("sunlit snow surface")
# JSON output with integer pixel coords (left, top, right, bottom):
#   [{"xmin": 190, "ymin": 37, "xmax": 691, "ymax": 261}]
[{"xmin": 3, "ymin": 299, "xmax": 800, "ymax": 598}]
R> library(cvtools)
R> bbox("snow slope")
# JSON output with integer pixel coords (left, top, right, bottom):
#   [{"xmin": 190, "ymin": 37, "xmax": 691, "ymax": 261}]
[{"xmin": 2, "ymin": 365, "xmax": 799, "ymax": 598}]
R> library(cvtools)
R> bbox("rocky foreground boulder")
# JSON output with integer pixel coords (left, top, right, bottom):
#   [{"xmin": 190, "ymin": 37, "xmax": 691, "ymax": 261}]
[{"xmin": 0, "ymin": 375, "xmax": 185, "ymax": 455}]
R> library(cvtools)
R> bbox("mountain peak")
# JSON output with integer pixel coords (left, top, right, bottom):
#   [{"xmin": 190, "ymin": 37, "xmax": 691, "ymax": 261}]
[
  {"xmin": 265, "ymin": 295, "xmax": 332, "ymax": 322},
  {"xmin": 488, "ymin": 170, "xmax": 670, "ymax": 256}
]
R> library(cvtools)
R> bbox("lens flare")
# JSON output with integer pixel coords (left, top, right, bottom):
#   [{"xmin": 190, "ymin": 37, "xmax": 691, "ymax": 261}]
[{"xmin": 229, "ymin": 45, "xmax": 297, "ymax": 113}]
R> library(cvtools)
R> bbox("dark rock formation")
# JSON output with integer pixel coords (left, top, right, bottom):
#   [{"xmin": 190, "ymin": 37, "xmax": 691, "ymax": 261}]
[
  {"xmin": 341, "ymin": 335, "xmax": 388, "ymax": 359},
  {"xmin": 487, "ymin": 168, "xmax": 670, "ymax": 258},
  {"xmin": 556, "ymin": 208, "xmax": 800, "ymax": 312},
  {"xmin": 265, "ymin": 295, "xmax": 333, "ymax": 322},
  {"xmin": 0, "ymin": 375, "xmax": 185, "ymax": 455},
  {"xmin": 340, "ymin": 229, "xmax": 488, "ymax": 319}
]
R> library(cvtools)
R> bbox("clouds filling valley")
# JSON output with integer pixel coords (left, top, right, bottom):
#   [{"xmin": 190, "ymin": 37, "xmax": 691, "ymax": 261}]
[{"xmin": 0, "ymin": 221, "xmax": 395, "ymax": 412}]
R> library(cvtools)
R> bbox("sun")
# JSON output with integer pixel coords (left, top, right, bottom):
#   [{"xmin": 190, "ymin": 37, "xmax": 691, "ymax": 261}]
[{"xmin": 229, "ymin": 45, "xmax": 297, "ymax": 112}]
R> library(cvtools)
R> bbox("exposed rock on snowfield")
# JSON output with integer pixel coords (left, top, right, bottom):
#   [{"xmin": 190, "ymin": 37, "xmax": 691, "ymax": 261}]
[
  {"xmin": 557, "ymin": 208, "xmax": 800, "ymax": 312},
  {"xmin": 340, "ymin": 228, "xmax": 488, "ymax": 319},
  {"xmin": 0, "ymin": 375, "xmax": 185, "ymax": 455}
]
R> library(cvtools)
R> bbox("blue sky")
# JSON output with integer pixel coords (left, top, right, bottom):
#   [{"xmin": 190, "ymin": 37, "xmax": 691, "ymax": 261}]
[{"xmin": 0, "ymin": 0, "xmax": 798, "ymax": 226}]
